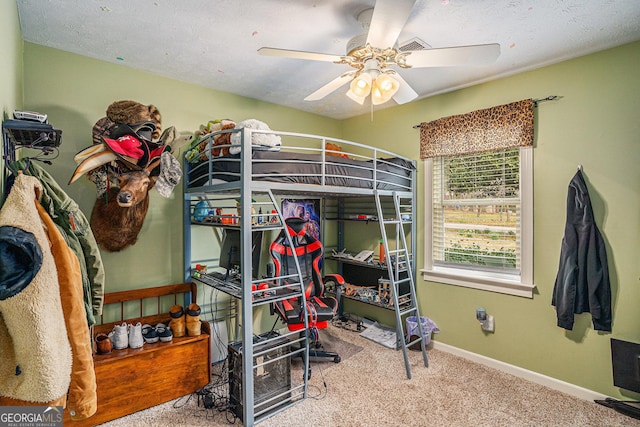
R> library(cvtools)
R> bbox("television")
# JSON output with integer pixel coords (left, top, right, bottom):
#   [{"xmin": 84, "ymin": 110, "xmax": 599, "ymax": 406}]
[{"xmin": 219, "ymin": 229, "xmax": 262, "ymax": 279}]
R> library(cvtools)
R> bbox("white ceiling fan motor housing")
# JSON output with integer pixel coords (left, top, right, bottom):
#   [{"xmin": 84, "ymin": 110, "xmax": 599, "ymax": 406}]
[{"xmin": 346, "ymin": 8, "xmax": 374, "ymax": 55}]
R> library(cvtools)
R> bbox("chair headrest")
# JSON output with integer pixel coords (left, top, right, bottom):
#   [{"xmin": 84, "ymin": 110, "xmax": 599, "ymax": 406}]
[{"xmin": 285, "ymin": 217, "xmax": 309, "ymax": 237}]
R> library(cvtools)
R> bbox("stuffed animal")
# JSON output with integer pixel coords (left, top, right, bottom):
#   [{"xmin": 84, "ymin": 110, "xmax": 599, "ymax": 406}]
[
  {"xmin": 229, "ymin": 119, "xmax": 281, "ymax": 155},
  {"xmin": 197, "ymin": 119, "xmax": 236, "ymax": 158},
  {"xmin": 211, "ymin": 120, "xmax": 237, "ymax": 156},
  {"xmin": 184, "ymin": 119, "xmax": 236, "ymax": 162},
  {"xmin": 326, "ymin": 142, "xmax": 349, "ymax": 158}
]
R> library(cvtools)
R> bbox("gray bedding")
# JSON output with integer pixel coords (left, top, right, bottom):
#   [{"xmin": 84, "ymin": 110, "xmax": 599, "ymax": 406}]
[{"xmin": 186, "ymin": 150, "xmax": 415, "ymax": 192}]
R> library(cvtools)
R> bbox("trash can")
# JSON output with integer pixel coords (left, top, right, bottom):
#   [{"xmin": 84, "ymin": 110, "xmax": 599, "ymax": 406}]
[{"xmin": 405, "ymin": 316, "xmax": 435, "ymax": 351}]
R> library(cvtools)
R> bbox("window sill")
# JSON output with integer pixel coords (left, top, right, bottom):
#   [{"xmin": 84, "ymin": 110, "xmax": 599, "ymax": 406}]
[{"xmin": 421, "ymin": 268, "xmax": 535, "ymax": 298}]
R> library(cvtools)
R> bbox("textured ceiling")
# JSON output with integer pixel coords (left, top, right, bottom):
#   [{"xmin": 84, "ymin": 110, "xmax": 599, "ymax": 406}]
[{"xmin": 15, "ymin": 0, "xmax": 640, "ymax": 119}]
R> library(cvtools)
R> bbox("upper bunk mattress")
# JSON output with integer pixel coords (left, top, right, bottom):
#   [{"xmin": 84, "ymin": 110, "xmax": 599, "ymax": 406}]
[{"xmin": 186, "ymin": 150, "xmax": 415, "ymax": 192}]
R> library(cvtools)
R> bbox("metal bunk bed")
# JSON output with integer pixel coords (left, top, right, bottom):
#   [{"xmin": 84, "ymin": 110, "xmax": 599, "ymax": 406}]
[{"xmin": 183, "ymin": 127, "xmax": 427, "ymax": 426}]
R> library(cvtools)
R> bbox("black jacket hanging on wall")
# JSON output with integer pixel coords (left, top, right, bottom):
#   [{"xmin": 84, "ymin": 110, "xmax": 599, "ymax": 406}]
[{"xmin": 552, "ymin": 169, "xmax": 612, "ymax": 331}]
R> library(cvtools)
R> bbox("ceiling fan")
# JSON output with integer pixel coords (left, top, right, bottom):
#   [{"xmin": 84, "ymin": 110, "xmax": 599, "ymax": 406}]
[{"xmin": 258, "ymin": 0, "xmax": 500, "ymax": 106}]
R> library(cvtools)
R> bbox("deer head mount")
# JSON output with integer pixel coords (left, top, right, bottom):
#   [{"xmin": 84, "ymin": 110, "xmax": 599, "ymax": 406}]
[
  {"xmin": 69, "ymin": 101, "xmax": 183, "ymax": 252},
  {"xmin": 89, "ymin": 164, "xmax": 157, "ymax": 252},
  {"xmin": 76, "ymin": 150, "xmax": 178, "ymax": 252}
]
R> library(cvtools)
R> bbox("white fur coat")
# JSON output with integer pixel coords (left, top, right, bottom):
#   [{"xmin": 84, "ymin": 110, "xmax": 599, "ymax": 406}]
[{"xmin": 0, "ymin": 174, "xmax": 72, "ymax": 402}]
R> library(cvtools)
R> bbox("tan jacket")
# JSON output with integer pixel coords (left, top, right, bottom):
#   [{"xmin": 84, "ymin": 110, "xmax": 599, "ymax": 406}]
[{"xmin": 36, "ymin": 200, "xmax": 97, "ymax": 419}]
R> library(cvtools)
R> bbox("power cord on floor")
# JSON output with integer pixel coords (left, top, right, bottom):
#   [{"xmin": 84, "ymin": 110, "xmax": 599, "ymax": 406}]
[
  {"xmin": 190, "ymin": 359, "xmax": 242, "ymax": 424},
  {"xmin": 307, "ymin": 358, "xmax": 328, "ymax": 400},
  {"xmin": 331, "ymin": 313, "xmax": 364, "ymax": 332},
  {"xmin": 173, "ymin": 392, "xmax": 196, "ymax": 409}
]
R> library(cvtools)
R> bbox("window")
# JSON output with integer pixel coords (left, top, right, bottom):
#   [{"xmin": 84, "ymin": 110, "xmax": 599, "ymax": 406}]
[{"xmin": 423, "ymin": 147, "xmax": 534, "ymax": 297}]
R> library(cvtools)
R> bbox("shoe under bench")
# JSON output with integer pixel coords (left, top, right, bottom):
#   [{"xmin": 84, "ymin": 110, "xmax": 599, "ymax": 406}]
[{"xmin": 63, "ymin": 282, "xmax": 211, "ymax": 426}]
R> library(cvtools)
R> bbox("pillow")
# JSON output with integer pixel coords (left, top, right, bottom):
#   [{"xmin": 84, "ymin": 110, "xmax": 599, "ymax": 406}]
[{"xmin": 229, "ymin": 119, "xmax": 281, "ymax": 155}]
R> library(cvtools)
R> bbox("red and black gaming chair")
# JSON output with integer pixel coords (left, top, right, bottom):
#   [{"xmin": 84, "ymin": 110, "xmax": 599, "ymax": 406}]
[{"xmin": 270, "ymin": 217, "xmax": 342, "ymax": 364}]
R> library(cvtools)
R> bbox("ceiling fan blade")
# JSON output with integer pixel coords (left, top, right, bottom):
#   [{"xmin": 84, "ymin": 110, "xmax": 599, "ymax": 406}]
[
  {"xmin": 304, "ymin": 72, "xmax": 356, "ymax": 101},
  {"xmin": 366, "ymin": 0, "xmax": 417, "ymax": 48},
  {"xmin": 404, "ymin": 43, "xmax": 501, "ymax": 68},
  {"xmin": 258, "ymin": 47, "xmax": 343, "ymax": 63},
  {"xmin": 391, "ymin": 73, "xmax": 419, "ymax": 104}
]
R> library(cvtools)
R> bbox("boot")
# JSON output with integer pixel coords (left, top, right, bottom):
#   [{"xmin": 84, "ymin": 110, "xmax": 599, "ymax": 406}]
[
  {"xmin": 95, "ymin": 333, "xmax": 112, "ymax": 355},
  {"xmin": 186, "ymin": 303, "xmax": 201, "ymax": 337},
  {"xmin": 168, "ymin": 305, "xmax": 185, "ymax": 338}
]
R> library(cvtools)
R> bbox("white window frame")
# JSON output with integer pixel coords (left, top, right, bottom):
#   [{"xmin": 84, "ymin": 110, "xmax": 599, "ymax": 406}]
[{"xmin": 421, "ymin": 146, "xmax": 535, "ymax": 298}]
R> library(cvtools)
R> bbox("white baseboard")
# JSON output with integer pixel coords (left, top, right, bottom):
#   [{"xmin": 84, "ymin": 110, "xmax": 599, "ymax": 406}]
[{"xmin": 432, "ymin": 341, "xmax": 608, "ymax": 402}]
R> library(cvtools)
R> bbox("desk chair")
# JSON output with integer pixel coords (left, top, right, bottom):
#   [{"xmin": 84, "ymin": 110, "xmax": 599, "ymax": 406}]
[{"xmin": 270, "ymin": 217, "xmax": 342, "ymax": 371}]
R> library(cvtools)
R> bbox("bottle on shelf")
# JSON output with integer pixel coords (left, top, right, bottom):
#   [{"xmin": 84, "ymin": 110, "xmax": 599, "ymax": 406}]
[{"xmin": 379, "ymin": 239, "xmax": 386, "ymax": 263}]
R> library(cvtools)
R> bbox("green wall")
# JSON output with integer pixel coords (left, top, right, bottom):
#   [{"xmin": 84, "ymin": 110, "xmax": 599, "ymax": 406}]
[
  {"xmin": 342, "ymin": 41, "xmax": 640, "ymax": 400},
  {"xmin": 0, "ymin": 0, "xmax": 22, "ymax": 116},
  {"xmin": 0, "ymin": 0, "xmax": 23, "ymax": 203},
  {"xmin": 22, "ymin": 42, "xmax": 341, "ymax": 293}
]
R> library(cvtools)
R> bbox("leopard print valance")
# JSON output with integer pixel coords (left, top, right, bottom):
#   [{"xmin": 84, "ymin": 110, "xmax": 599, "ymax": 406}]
[{"xmin": 419, "ymin": 99, "xmax": 534, "ymax": 159}]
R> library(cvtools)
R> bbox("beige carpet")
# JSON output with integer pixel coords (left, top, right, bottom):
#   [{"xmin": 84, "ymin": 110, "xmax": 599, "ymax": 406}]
[{"xmin": 100, "ymin": 323, "xmax": 639, "ymax": 427}]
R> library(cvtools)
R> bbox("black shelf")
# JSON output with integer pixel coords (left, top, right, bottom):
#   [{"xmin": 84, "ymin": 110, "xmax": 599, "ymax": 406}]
[
  {"xmin": 2, "ymin": 120, "xmax": 62, "ymax": 148},
  {"xmin": 326, "ymin": 256, "xmax": 410, "ymax": 274},
  {"xmin": 325, "ymin": 217, "xmax": 380, "ymax": 223},
  {"xmin": 326, "ymin": 256, "xmax": 386, "ymax": 270},
  {"xmin": 341, "ymin": 294, "xmax": 412, "ymax": 311},
  {"xmin": 325, "ymin": 217, "xmax": 412, "ymax": 223}
]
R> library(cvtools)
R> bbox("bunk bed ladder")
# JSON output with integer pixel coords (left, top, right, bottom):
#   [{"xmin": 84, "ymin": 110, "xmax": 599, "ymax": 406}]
[{"xmin": 374, "ymin": 191, "xmax": 428, "ymax": 379}]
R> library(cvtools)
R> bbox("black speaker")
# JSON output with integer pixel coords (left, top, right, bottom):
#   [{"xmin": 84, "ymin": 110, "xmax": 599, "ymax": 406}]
[
  {"xmin": 611, "ymin": 338, "xmax": 640, "ymax": 394},
  {"xmin": 228, "ymin": 332, "xmax": 291, "ymax": 421}
]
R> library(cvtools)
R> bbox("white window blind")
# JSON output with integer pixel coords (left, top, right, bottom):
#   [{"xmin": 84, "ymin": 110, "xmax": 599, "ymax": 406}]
[{"xmin": 432, "ymin": 148, "xmax": 520, "ymax": 273}]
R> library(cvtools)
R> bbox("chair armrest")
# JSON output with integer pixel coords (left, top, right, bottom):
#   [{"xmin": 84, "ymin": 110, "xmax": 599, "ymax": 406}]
[{"xmin": 323, "ymin": 274, "xmax": 346, "ymax": 286}]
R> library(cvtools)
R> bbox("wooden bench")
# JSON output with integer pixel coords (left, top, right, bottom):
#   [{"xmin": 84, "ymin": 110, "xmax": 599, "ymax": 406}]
[{"xmin": 63, "ymin": 282, "xmax": 211, "ymax": 426}]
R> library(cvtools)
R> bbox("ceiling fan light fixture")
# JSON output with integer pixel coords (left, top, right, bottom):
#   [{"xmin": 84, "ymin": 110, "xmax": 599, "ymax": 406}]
[
  {"xmin": 371, "ymin": 73, "xmax": 400, "ymax": 105},
  {"xmin": 349, "ymin": 72, "xmax": 373, "ymax": 98}
]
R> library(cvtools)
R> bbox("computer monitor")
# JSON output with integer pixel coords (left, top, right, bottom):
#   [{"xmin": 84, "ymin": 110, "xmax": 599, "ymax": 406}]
[{"xmin": 219, "ymin": 229, "xmax": 262, "ymax": 279}]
